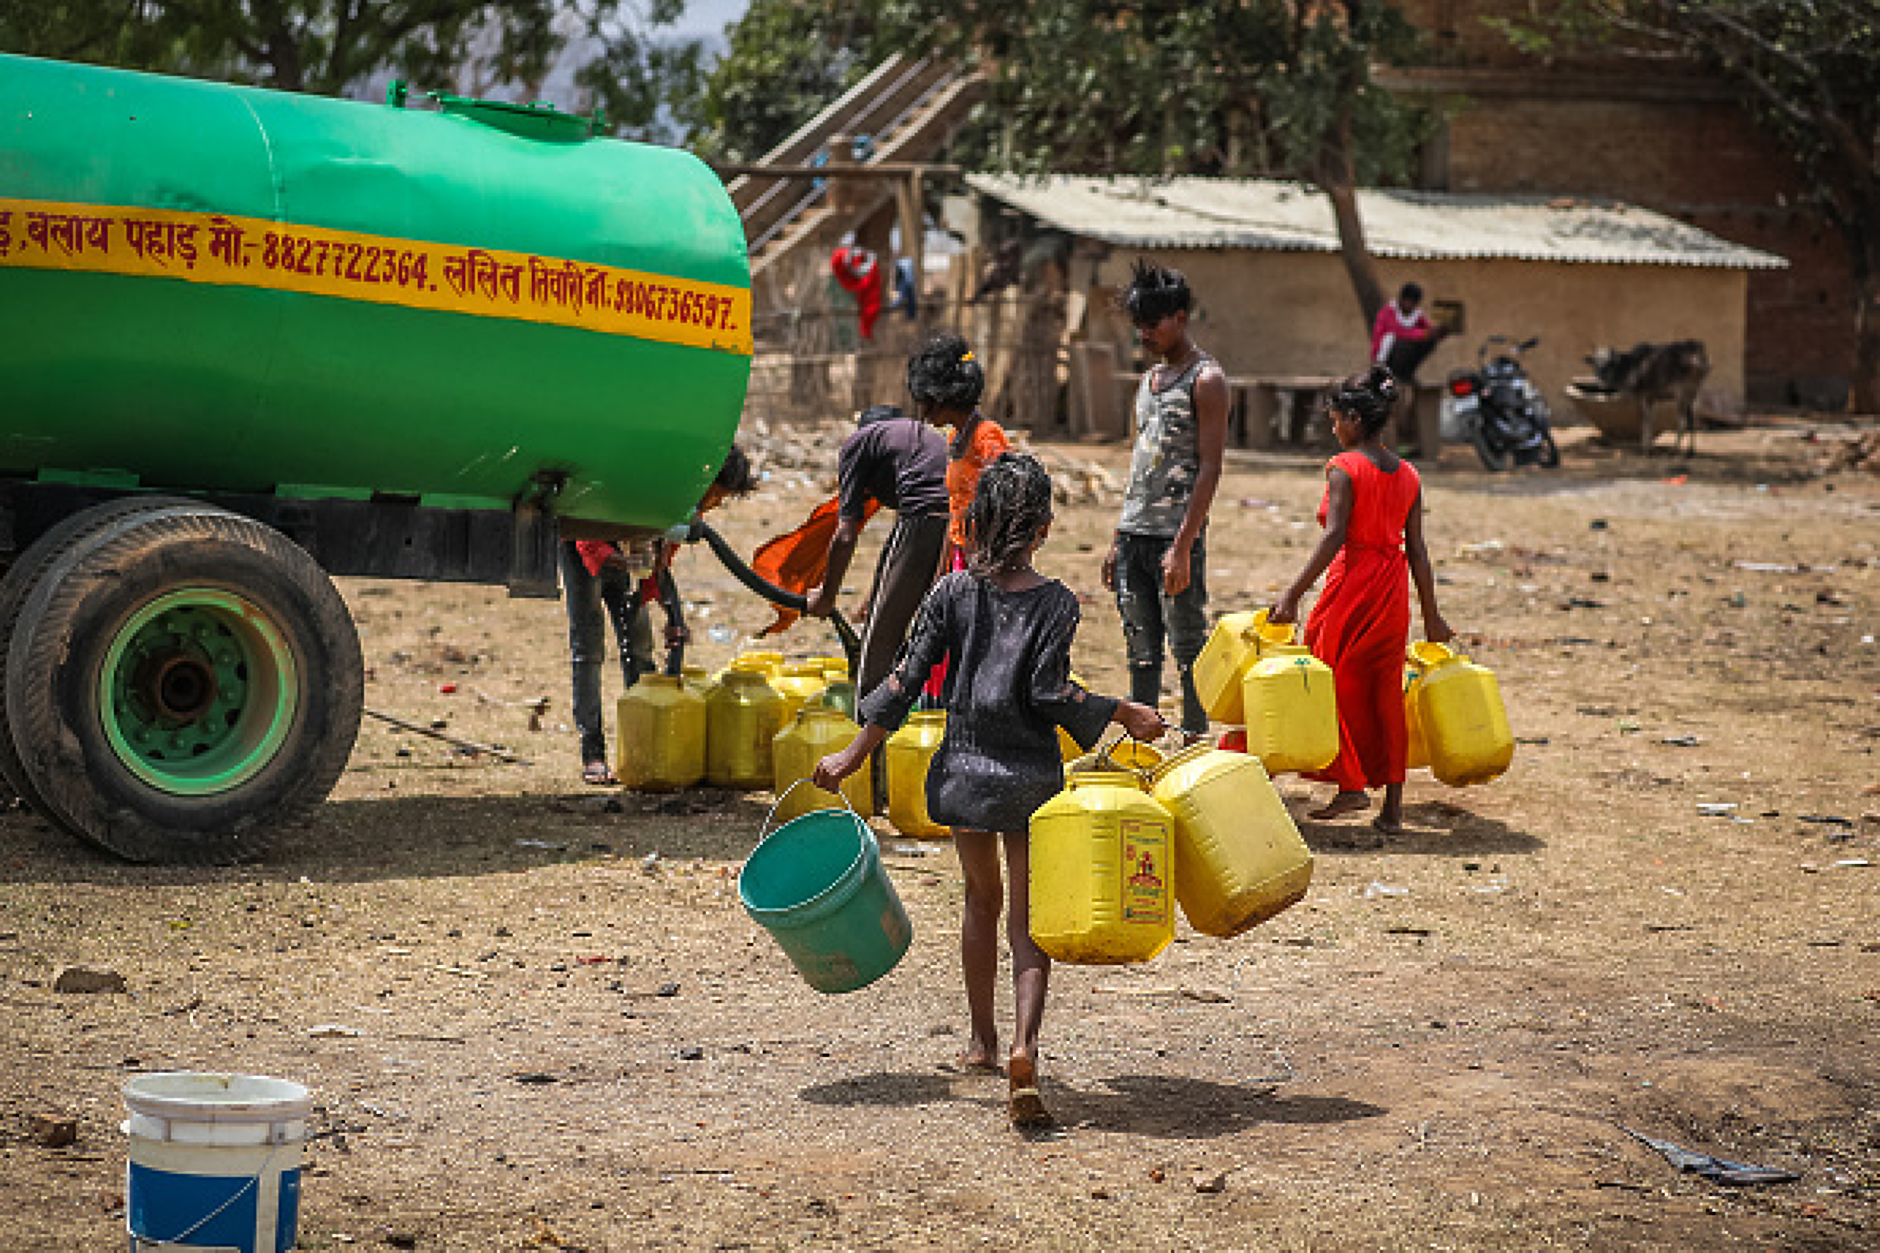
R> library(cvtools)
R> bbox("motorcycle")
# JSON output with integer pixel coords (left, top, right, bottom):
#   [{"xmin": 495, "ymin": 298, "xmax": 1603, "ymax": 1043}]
[{"xmin": 1441, "ymin": 335, "xmax": 1560, "ymax": 471}]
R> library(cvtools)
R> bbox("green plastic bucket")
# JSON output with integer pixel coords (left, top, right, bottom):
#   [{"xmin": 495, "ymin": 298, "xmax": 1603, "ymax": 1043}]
[{"xmin": 740, "ymin": 784, "xmax": 912, "ymax": 993}]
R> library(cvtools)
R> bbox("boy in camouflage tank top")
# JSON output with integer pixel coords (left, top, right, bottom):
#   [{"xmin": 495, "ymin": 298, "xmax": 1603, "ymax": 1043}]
[{"xmin": 1101, "ymin": 260, "xmax": 1229, "ymax": 738}]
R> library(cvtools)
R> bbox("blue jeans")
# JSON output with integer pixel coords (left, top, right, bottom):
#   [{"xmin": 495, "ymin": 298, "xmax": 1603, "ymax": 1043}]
[
  {"xmin": 1113, "ymin": 532, "xmax": 1209, "ymax": 735},
  {"xmin": 560, "ymin": 542, "xmax": 648, "ymax": 764}
]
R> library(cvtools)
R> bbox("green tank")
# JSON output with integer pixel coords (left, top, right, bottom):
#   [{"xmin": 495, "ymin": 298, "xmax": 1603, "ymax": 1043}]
[
  {"xmin": 0, "ymin": 54, "xmax": 754, "ymax": 863},
  {"xmin": 0, "ymin": 51, "xmax": 752, "ymax": 527}
]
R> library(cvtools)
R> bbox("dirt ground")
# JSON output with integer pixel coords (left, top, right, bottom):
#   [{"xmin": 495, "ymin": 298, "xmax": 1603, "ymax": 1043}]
[{"xmin": 2, "ymin": 419, "xmax": 1877, "ymax": 1251}]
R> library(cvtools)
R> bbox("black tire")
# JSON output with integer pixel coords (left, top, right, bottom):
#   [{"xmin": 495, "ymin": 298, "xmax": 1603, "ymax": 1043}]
[
  {"xmin": 0, "ymin": 496, "xmax": 217, "ymax": 825},
  {"xmin": 7, "ymin": 507, "xmax": 362, "ymax": 863},
  {"xmin": 1535, "ymin": 431, "xmax": 1561, "ymax": 468},
  {"xmin": 1470, "ymin": 423, "xmax": 1513, "ymax": 472}
]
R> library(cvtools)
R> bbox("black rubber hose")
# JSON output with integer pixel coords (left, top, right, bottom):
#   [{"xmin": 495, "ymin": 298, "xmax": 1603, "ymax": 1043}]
[{"xmin": 694, "ymin": 521, "xmax": 860, "ymax": 670}]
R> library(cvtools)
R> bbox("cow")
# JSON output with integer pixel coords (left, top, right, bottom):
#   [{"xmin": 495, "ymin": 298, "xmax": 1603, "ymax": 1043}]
[{"xmin": 1586, "ymin": 340, "xmax": 1711, "ymax": 457}]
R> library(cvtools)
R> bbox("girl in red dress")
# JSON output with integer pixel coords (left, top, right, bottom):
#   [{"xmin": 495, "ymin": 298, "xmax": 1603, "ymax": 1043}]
[{"xmin": 1271, "ymin": 365, "xmax": 1453, "ymax": 836}]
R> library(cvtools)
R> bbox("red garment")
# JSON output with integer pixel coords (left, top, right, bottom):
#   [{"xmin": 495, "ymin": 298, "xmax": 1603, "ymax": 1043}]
[
  {"xmin": 830, "ymin": 245, "xmax": 885, "ymax": 340},
  {"xmin": 750, "ymin": 493, "xmax": 879, "ymax": 636},
  {"xmin": 575, "ymin": 540, "xmax": 662, "ymax": 604},
  {"xmin": 1371, "ymin": 301, "xmax": 1434, "ymax": 364},
  {"xmin": 1304, "ymin": 451, "xmax": 1423, "ymax": 792}
]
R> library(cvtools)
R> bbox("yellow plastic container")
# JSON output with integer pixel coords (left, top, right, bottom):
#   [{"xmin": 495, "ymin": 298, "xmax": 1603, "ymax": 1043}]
[
  {"xmin": 1403, "ymin": 657, "xmax": 1429, "ymax": 771},
  {"xmin": 1193, "ymin": 609, "xmax": 1294, "ymax": 723},
  {"xmin": 885, "ymin": 710, "xmax": 949, "ymax": 839},
  {"xmin": 616, "ymin": 675, "xmax": 707, "ymax": 791},
  {"xmin": 773, "ymin": 662, "xmax": 829, "ymax": 725},
  {"xmin": 705, "ymin": 668, "xmax": 787, "ymax": 789},
  {"xmin": 1241, "ymin": 630, "xmax": 1339, "ymax": 775},
  {"xmin": 772, "ymin": 706, "xmax": 872, "ymax": 821},
  {"xmin": 1029, "ymin": 771, "xmax": 1175, "ymax": 965},
  {"xmin": 1150, "ymin": 744, "xmax": 1313, "ymax": 937},
  {"xmin": 1068, "ymin": 739, "xmax": 1163, "ymax": 776},
  {"xmin": 735, "ymin": 650, "xmax": 785, "ymax": 677},
  {"xmin": 1410, "ymin": 642, "xmax": 1514, "ymax": 786},
  {"xmin": 813, "ymin": 655, "xmax": 851, "ymax": 682}
]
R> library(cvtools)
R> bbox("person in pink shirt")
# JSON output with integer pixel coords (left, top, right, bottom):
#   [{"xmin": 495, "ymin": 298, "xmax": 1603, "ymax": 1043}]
[
  {"xmin": 1370, "ymin": 282, "xmax": 1450, "ymax": 452},
  {"xmin": 1370, "ymin": 282, "xmax": 1449, "ymax": 380}
]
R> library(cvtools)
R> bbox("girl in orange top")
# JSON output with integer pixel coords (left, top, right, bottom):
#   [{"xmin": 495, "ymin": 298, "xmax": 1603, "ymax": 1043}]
[
  {"xmin": 916, "ymin": 334, "xmax": 1007, "ymax": 697},
  {"xmin": 1271, "ymin": 365, "xmax": 1453, "ymax": 837}
]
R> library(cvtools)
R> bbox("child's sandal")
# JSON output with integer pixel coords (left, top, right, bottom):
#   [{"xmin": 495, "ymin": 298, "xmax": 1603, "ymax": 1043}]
[{"xmin": 1007, "ymin": 1055, "xmax": 1052, "ymax": 1129}]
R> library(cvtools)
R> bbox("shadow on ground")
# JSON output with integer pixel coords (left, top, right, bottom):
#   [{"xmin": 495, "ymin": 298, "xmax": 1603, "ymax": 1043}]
[
  {"xmin": 0, "ymin": 788, "xmax": 779, "ymax": 887},
  {"xmin": 1296, "ymin": 799, "xmax": 1540, "ymax": 856},
  {"xmin": 797, "ymin": 1070, "xmax": 1386, "ymax": 1142}
]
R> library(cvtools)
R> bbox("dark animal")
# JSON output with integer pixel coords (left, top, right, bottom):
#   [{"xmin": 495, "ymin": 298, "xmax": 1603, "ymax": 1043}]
[{"xmin": 1586, "ymin": 340, "xmax": 1710, "ymax": 457}]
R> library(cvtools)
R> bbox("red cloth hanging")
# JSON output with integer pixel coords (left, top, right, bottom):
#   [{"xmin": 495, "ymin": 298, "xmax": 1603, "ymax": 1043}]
[{"xmin": 750, "ymin": 494, "xmax": 879, "ymax": 636}]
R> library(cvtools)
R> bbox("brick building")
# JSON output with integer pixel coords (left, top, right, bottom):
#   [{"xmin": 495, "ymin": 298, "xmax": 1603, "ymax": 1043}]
[{"xmin": 1380, "ymin": 0, "xmax": 1854, "ymax": 408}]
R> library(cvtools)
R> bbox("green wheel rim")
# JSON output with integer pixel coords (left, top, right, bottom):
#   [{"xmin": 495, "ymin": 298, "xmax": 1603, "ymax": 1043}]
[{"xmin": 98, "ymin": 589, "xmax": 299, "ymax": 796}]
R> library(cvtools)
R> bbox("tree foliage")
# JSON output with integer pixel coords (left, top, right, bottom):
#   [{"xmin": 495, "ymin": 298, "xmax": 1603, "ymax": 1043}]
[
  {"xmin": 0, "ymin": 1, "xmax": 706, "ymax": 142},
  {"xmin": 689, "ymin": 0, "xmax": 896, "ymax": 162},
  {"xmin": 1494, "ymin": 1, "xmax": 1880, "ymax": 408}
]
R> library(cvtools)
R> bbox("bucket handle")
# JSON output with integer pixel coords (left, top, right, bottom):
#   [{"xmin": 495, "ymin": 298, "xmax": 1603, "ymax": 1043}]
[
  {"xmin": 125, "ymin": 1140, "xmax": 289, "ymax": 1249},
  {"xmin": 756, "ymin": 777, "xmax": 863, "ymax": 848}
]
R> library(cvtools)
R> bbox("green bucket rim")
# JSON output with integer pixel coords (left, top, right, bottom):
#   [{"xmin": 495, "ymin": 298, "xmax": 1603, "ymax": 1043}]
[{"xmin": 738, "ymin": 804, "xmax": 874, "ymax": 924}]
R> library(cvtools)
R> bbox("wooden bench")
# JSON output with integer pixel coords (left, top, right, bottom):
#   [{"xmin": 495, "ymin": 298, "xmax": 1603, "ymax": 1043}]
[{"xmin": 1226, "ymin": 374, "xmax": 1342, "ymax": 449}]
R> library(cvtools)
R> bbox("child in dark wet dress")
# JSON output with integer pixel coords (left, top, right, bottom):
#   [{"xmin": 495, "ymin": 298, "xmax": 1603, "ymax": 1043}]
[{"xmin": 814, "ymin": 453, "xmax": 1166, "ymax": 1129}]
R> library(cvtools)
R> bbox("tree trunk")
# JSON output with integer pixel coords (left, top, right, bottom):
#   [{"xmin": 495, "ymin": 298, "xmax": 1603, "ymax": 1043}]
[
  {"xmin": 1323, "ymin": 180, "xmax": 1386, "ymax": 333},
  {"xmin": 1845, "ymin": 211, "xmax": 1880, "ymax": 414}
]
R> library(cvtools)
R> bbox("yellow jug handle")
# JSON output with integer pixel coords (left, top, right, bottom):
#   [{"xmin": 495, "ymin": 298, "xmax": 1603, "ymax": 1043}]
[
  {"xmin": 1408, "ymin": 640, "xmax": 1456, "ymax": 668},
  {"xmin": 1249, "ymin": 607, "xmax": 1298, "ymax": 648}
]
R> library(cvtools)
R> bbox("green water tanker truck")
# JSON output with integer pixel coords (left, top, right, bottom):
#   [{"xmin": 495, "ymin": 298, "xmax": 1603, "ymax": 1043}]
[{"xmin": 0, "ymin": 53, "xmax": 753, "ymax": 862}]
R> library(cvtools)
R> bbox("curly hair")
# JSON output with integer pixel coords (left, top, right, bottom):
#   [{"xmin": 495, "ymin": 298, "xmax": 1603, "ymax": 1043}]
[
  {"xmin": 905, "ymin": 333, "xmax": 985, "ymax": 415},
  {"xmin": 1119, "ymin": 256, "xmax": 1191, "ymax": 327},
  {"xmin": 964, "ymin": 451, "xmax": 1053, "ymax": 577},
  {"xmin": 712, "ymin": 443, "xmax": 758, "ymax": 496},
  {"xmin": 1326, "ymin": 364, "xmax": 1401, "ymax": 439}
]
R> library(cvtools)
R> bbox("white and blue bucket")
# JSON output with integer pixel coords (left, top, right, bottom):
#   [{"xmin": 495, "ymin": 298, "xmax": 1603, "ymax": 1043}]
[{"xmin": 122, "ymin": 1072, "xmax": 311, "ymax": 1253}]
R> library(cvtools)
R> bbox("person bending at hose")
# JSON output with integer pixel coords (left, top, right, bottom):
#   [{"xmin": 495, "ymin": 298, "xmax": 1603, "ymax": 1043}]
[
  {"xmin": 1269, "ymin": 367, "xmax": 1453, "ymax": 838},
  {"xmin": 815, "ymin": 453, "xmax": 1165, "ymax": 1129},
  {"xmin": 805, "ymin": 345, "xmax": 953, "ymax": 803},
  {"xmin": 562, "ymin": 445, "xmax": 755, "ymax": 785}
]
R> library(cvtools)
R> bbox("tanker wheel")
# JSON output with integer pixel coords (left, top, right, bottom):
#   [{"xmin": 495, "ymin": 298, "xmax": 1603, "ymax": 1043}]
[
  {"xmin": 0, "ymin": 496, "xmax": 216, "ymax": 825},
  {"xmin": 7, "ymin": 506, "xmax": 363, "ymax": 863}
]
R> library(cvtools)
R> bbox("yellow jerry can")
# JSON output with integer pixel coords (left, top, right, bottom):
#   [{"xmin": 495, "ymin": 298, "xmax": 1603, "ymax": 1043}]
[
  {"xmin": 1029, "ymin": 771, "xmax": 1176, "ymax": 965},
  {"xmin": 1068, "ymin": 739, "xmax": 1163, "ymax": 776},
  {"xmin": 773, "ymin": 661, "xmax": 829, "ymax": 726},
  {"xmin": 1193, "ymin": 609, "xmax": 1294, "ymax": 723},
  {"xmin": 813, "ymin": 655, "xmax": 851, "ymax": 682},
  {"xmin": 1150, "ymin": 744, "xmax": 1313, "ymax": 937},
  {"xmin": 885, "ymin": 710, "xmax": 949, "ymax": 839},
  {"xmin": 705, "ymin": 668, "xmax": 787, "ymax": 789},
  {"xmin": 616, "ymin": 675, "xmax": 707, "ymax": 791},
  {"xmin": 1410, "ymin": 642, "xmax": 1514, "ymax": 786},
  {"xmin": 735, "ymin": 650, "xmax": 785, "ymax": 677},
  {"xmin": 772, "ymin": 705, "xmax": 871, "ymax": 822},
  {"xmin": 1241, "ymin": 638, "xmax": 1339, "ymax": 775},
  {"xmin": 1403, "ymin": 656, "xmax": 1429, "ymax": 772}
]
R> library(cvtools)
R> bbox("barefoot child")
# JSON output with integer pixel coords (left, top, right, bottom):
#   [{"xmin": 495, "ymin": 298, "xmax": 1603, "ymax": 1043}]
[
  {"xmin": 813, "ymin": 453, "xmax": 1166, "ymax": 1128},
  {"xmin": 1269, "ymin": 366, "xmax": 1454, "ymax": 836}
]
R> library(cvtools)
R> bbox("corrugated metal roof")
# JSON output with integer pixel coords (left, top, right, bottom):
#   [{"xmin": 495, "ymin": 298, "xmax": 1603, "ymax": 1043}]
[{"xmin": 965, "ymin": 175, "xmax": 1787, "ymax": 269}]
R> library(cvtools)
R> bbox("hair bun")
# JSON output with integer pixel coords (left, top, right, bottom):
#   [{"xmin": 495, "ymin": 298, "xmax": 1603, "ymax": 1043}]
[{"xmin": 1369, "ymin": 364, "xmax": 1399, "ymax": 403}]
